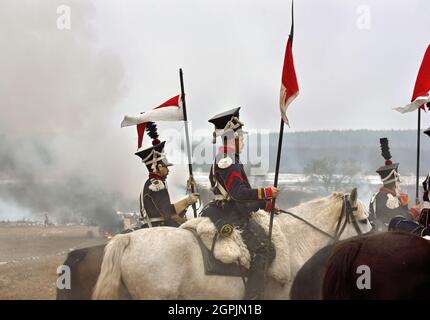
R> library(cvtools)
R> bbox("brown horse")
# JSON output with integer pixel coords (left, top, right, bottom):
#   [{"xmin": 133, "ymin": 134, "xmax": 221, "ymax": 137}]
[
  {"xmin": 290, "ymin": 243, "xmax": 335, "ymax": 299},
  {"xmin": 56, "ymin": 244, "xmax": 106, "ymax": 300},
  {"xmin": 290, "ymin": 231, "xmax": 379, "ymax": 299},
  {"xmin": 322, "ymin": 232, "xmax": 430, "ymax": 299},
  {"xmin": 56, "ymin": 244, "xmax": 132, "ymax": 300}
]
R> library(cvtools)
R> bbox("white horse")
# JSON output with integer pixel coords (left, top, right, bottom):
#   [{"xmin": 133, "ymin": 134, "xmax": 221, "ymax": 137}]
[{"xmin": 92, "ymin": 189, "xmax": 372, "ymax": 300}]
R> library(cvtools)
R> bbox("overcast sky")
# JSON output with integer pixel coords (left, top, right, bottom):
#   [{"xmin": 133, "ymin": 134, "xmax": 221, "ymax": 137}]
[
  {"xmin": 0, "ymin": 0, "xmax": 429, "ymax": 218},
  {"xmin": 92, "ymin": 0, "xmax": 430, "ymax": 133}
]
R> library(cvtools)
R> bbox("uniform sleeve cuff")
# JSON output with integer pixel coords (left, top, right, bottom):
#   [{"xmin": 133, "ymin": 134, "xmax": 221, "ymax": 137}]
[
  {"xmin": 408, "ymin": 206, "xmax": 420, "ymax": 220},
  {"xmin": 264, "ymin": 187, "xmax": 273, "ymax": 199},
  {"xmin": 265, "ymin": 200, "xmax": 274, "ymax": 212},
  {"xmin": 258, "ymin": 188, "xmax": 263, "ymax": 200}
]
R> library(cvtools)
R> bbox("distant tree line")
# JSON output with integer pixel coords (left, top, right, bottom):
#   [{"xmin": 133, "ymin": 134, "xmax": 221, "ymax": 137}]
[{"xmin": 191, "ymin": 130, "xmax": 430, "ymax": 175}]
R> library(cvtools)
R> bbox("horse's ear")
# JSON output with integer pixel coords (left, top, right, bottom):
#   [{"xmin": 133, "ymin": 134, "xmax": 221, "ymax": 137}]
[{"xmin": 349, "ymin": 188, "xmax": 358, "ymax": 206}]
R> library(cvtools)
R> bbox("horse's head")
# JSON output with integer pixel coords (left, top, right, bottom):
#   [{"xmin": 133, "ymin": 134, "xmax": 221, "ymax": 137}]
[{"xmin": 339, "ymin": 187, "xmax": 373, "ymax": 239}]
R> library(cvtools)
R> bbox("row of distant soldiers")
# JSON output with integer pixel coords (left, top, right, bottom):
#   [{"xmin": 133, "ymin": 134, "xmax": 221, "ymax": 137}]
[{"xmin": 131, "ymin": 107, "xmax": 430, "ymax": 299}]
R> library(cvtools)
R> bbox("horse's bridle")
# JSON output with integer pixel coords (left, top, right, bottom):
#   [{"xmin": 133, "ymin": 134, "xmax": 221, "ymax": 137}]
[
  {"xmin": 332, "ymin": 194, "xmax": 363, "ymax": 241},
  {"xmin": 278, "ymin": 194, "xmax": 366, "ymax": 242}
]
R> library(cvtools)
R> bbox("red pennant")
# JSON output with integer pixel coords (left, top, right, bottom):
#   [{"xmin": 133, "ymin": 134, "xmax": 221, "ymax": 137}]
[
  {"xmin": 412, "ymin": 45, "xmax": 430, "ymax": 107},
  {"xmin": 279, "ymin": 34, "xmax": 299, "ymax": 124},
  {"xmin": 137, "ymin": 122, "xmax": 147, "ymax": 149},
  {"xmin": 154, "ymin": 95, "xmax": 181, "ymax": 110}
]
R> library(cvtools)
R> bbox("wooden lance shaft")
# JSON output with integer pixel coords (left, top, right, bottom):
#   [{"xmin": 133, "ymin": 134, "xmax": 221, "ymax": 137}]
[
  {"xmin": 179, "ymin": 68, "xmax": 198, "ymax": 218},
  {"xmin": 416, "ymin": 108, "xmax": 421, "ymax": 205}
]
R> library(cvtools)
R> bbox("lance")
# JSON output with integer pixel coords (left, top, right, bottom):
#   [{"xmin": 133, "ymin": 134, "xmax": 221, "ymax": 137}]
[
  {"xmin": 179, "ymin": 68, "xmax": 198, "ymax": 218},
  {"xmin": 268, "ymin": 119, "xmax": 284, "ymax": 232},
  {"xmin": 264, "ymin": 0, "xmax": 297, "ymax": 291},
  {"xmin": 268, "ymin": 1, "xmax": 295, "ymax": 243},
  {"xmin": 416, "ymin": 108, "xmax": 421, "ymax": 205}
]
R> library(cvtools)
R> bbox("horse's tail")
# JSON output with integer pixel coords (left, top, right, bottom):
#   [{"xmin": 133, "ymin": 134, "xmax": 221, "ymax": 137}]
[
  {"xmin": 322, "ymin": 239, "xmax": 363, "ymax": 300},
  {"xmin": 92, "ymin": 233, "xmax": 131, "ymax": 300}
]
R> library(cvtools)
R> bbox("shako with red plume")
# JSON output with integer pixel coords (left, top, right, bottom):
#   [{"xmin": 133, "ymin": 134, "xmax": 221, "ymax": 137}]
[{"xmin": 376, "ymin": 138, "xmax": 400, "ymax": 186}]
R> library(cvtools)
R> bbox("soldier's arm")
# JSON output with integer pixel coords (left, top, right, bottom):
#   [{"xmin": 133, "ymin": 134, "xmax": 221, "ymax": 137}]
[
  {"xmin": 220, "ymin": 165, "xmax": 274, "ymax": 211},
  {"xmin": 146, "ymin": 187, "xmax": 184, "ymax": 226}
]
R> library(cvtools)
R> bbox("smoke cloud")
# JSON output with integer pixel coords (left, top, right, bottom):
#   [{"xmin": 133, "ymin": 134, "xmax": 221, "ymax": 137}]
[{"xmin": 0, "ymin": 0, "xmax": 132, "ymax": 229}]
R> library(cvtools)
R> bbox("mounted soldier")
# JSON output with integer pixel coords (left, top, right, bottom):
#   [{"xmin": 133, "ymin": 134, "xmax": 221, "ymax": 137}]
[
  {"xmin": 201, "ymin": 107, "xmax": 279, "ymax": 300},
  {"xmin": 369, "ymin": 138, "xmax": 416, "ymax": 231},
  {"xmin": 388, "ymin": 173, "xmax": 430, "ymax": 236},
  {"xmin": 389, "ymin": 128, "xmax": 430, "ymax": 236},
  {"xmin": 135, "ymin": 122, "xmax": 199, "ymax": 228}
]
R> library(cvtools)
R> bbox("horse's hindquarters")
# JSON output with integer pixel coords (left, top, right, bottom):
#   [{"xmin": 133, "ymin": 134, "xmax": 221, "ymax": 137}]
[{"xmin": 120, "ymin": 227, "xmax": 246, "ymax": 299}]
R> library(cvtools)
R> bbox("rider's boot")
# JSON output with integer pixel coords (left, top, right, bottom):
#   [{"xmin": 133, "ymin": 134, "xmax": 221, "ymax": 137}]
[{"xmin": 242, "ymin": 245, "xmax": 275, "ymax": 300}]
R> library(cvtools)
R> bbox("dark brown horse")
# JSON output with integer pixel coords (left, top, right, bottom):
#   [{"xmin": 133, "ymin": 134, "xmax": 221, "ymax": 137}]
[
  {"xmin": 290, "ymin": 231, "xmax": 379, "ymax": 299},
  {"xmin": 290, "ymin": 243, "xmax": 336, "ymax": 299},
  {"xmin": 56, "ymin": 244, "xmax": 132, "ymax": 300},
  {"xmin": 56, "ymin": 244, "xmax": 106, "ymax": 300},
  {"xmin": 322, "ymin": 232, "xmax": 430, "ymax": 299}
]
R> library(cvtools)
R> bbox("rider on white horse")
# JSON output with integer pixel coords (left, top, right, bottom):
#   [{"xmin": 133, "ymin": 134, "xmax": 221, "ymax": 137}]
[
  {"xmin": 201, "ymin": 107, "xmax": 279, "ymax": 300},
  {"xmin": 135, "ymin": 123, "xmax": 199, "ymax": 228}
]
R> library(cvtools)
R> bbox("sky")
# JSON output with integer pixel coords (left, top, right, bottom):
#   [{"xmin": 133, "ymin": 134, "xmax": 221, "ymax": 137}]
[
  {"xmin": 0, "ymin": 0, "xmax": 429, "ymax": 219},
  {"xmin": 92, "ymin": 0, "xmax": 430, "ymax": 133}
]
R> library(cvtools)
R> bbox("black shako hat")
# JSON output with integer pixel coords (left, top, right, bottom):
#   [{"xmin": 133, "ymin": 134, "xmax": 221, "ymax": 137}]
[
  {"xmin": 376, "ymin": 137, "xmax": 399, "ymax": 185},
  {"xmin": 209, "ymin": 107, "xmax": 241, "ymax": 130},
  {"xmin": 208, "ymin": 107, "xmax": 245, "ymax": 143},
  {"xmin": 135, "ymin": 141, "xmax": 173, "ymax": 172},
  {"xmin": 424, "ymin": 127, "xmax": 430, "ymax": 137}
]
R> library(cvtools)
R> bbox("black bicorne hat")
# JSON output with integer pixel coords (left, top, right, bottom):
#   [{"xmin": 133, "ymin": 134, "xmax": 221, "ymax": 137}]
[
  {"xmin": 208, "ymin": 107, "xmax": 246, "ymax": 143},
  {"xmin": 135, "ymin": 141, "xmax": 173, "ymax": 172},
  {"xmin": 376, "ymin": 137, "xmax": 399, "ymax": 184}
]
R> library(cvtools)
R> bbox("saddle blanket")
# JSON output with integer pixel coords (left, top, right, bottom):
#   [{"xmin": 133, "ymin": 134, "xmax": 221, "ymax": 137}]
[
  {"xmin": 180, "ymin": 210, "xmax": 290, "ymax": 284},
  {"xmin": 389, "ymin": 216, "xmax": 429, "ymax": 237}
]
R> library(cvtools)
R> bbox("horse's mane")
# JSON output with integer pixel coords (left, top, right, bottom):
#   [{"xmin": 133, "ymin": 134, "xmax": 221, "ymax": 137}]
[{"xmin": 285, "ymin": 192, "xmax": 345, "ymax": 222}]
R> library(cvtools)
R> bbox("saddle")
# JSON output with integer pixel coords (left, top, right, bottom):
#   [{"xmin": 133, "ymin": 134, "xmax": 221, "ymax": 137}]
[
  {"xmin": 180, "ymin": 210, "xmax": 290, "ymax": 284},
  {"xmin": 185, "ymin": 227, "xmax": 245, "ymax": 277},
  {"xmin": 388, "ymin": 215, "xmax": 430, "ymax": 237}
]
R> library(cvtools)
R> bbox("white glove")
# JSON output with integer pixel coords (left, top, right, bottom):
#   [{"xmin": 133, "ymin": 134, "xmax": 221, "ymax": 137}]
[{"xmin": 187, "ymin": 193, "xmax": 200, "ymax": 206}]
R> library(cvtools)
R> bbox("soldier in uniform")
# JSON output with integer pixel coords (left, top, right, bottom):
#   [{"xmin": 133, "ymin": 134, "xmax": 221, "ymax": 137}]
[
  {"xmin": 389, "ymin": 173, "xmax": 430, "ymax": 236},
  {"xmin": 135, "ymin": 123, "xmax": 199, "ymax": 228},
  {"xmin": 201, "ymin": 107, "xmax": 279, "ymax": 300},
  {"xmin": 369, "ymin": 138, "xmax": 416, "ymax": 231},
  {"xmin": 388, "ymin": 128, "xmax": 430, "ymax": 236}
]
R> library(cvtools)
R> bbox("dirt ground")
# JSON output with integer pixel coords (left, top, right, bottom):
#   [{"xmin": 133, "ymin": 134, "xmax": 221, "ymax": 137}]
[{"xmin": 0, "ymin": 224, "xmax": 107, "ymax": 300}]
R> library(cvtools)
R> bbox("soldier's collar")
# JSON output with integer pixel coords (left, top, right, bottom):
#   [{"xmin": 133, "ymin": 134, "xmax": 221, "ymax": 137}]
[
  {"xmin": 217, "ymin": 147, "xmax": 240, "ymax": 163},
  {"xmin": 218, "ymin": 146, "xmax": 236, "ymax": 154},
  {"xmin": 149, "ymin": 172, "xmax": 166, "ymax": 181},
  {"xmin": 379, "ymin": 187, "xmax": 396, "ymax": 196}
]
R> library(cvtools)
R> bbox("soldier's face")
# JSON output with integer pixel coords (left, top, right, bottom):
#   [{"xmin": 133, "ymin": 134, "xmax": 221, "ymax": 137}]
[
  {"xmin": 157, "ymin": 164, "xmax": 169, "ymax": 178},
  {"xmin": 227, "ymin": 135, "xmax": 245, "ymax": 153}
]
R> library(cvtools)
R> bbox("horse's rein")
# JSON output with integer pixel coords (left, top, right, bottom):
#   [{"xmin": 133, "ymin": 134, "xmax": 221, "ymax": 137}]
[
  {"xmin": 277, "ymin": 194, "xmax": 362, "ymax": 242},
  {"xmin": 277, "ymin": 208, "xmax": 337, "ymax": 241}
]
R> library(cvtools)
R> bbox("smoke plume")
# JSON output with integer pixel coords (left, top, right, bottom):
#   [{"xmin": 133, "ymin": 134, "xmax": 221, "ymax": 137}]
[{"xmin": 0, "ymin": 0, "xmax": 131, "ymax": 230}]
